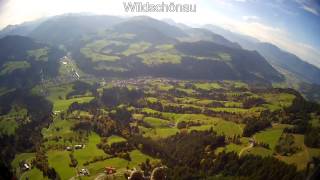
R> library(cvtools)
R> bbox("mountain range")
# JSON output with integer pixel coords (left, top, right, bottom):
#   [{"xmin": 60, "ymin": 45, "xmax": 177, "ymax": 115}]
[{"xmin": 0, "ymin": 14, "xmax": 319, "ymax": 100}]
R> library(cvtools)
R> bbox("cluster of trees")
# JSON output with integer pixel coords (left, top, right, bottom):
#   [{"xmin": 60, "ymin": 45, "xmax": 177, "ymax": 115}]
[
  {"xmin": 97, "ymin": 140, "xmax": 132, "ymax": 161},
  {"xmin": 201, "ymin": 152, "xmax": 304, "ymax": 180},
  {"xmin": 177, "ymin": 121, "xmax": 201, "ymax": 129},
  {"xmin": 33, "ymin": 145, "xmax": 58, "ymax": 179},
  {"xmin": 67, "ymin": 86, "xmax": 143, "ymax": 114},
  {"xmin": 242, "ymin": 117, "xmax": 271, "ymax": 137},
  {"xmin": 242, "ymin": 97, "xmax": 266, "ymax": 109},
  {"xmin": 130, "ymin": 129, "xmax": 303, "ymax": 179},
  {"xmin": 0, "ymin": 90, "xmax": 53, "ymax": 174},
  {"xmin": 146, "ymin": 101, "xmax": 202, "ymax": 114},
  {"xmin": 281, "ymin": 96, "xmax": 320, "ymax": 148},
  {"xmin": 139, "ymin": 158, "xmax": 163, "ymax": 178},
  {"xmin": 69, "ymin": 152, "xmax": 78, "ymax": 167},
  {"xmin": 195, "ymin": 92, "xmax": 228, "ymax": 101},
  {"xmin": 305, "ymin": 127, "xmax": 320, "ymax": 148},
  {"xmin": 83, "ymin": 155, "xmax": 111, "ymax": 166},
  {"xmin": 275, "ymin": 134, "xmax": 301, "ymax": 156},
  {"xmin": 66, "ymin": 87, "xmax": 143, "ymax": 139},
  {"xmin": 66, "ymin": 80, "xmax": 98, "ymax": 99},
  {"xmin": 130, "ymin": 130, "xmax": 225, "ymax": 168},
  {"xmin": 101, "ymin": 87, "xmax": 143, "ymax": 107},
  {"xmin": 93, "ymin": 118, "xmax": 118, "ymax": 137}
]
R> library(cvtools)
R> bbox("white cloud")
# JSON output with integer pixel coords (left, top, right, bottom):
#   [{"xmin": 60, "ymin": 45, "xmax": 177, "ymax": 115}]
[
  {"xmin": 242, "ymin": 15, "xmax": 260, "ymax": 22},
  {"xmin": 193, "ymin": 7, "xmax": 320, "ymax": 67},
  {"xmin": 231, "ymin": 0, "xmax": 248, "ymax": 2},
  {"xmin": 295, "ymin": 0, "xmax": 320, "ymax": 16},
  {"xmin": 302, "ymin": 5, "xmax": 319, "ymax": 16},
  {"xmin": 232, "ymin": 23, "xmax": 320, "ymax": 67}
]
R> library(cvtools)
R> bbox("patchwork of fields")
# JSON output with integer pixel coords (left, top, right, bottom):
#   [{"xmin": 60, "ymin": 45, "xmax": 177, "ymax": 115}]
[{"xmin": 9, "ymin": 78, "xmax": 320, "ymax": 179}]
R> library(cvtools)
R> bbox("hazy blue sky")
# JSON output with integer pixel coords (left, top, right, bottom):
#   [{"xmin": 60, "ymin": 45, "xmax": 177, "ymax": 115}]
[{"xmin": 0, "ymin": 0, "xmax": 319, "ymax": 67}]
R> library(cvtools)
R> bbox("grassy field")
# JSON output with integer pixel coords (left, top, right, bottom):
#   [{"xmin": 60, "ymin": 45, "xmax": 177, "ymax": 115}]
[
  {"xmin": 86, "ymin": 157, "xmax": 129, "ymax": 177},
  {"xmin": 210, "ymin": 107, "xmax": 249, "ymax": 114},
  {"xmin": 42, "ymin": 118, "xmax": 75, "ymax": 147},
  {"xmin": 44, "ymin": 129, "xmax": 155, "ymax": 179},
  {"xmin": 53, "ymin": 96, "xmax": 94, "ymax": 111},
  {"xmin": 74, "ymin": 133, "xmax": 106, "ymax": 166},
  {"xmin": 128, "ymin": 150, "xmax": 158, "ymax": 168},
  {"xmin": 189, "ymin": 120, "xmax": 243, "ymax": 137},
  {"xmin": 242, "ymin": 147, "xmax": 273, "ymax": 157},
  {"xmin": 0, "ymin": 107, "xmax": 27, "ymax": 136},
  {"xmin": 80, "ymin": 39, "xmax": 124, "ymax": 62},
  {"xmin": 140, "ymin": 111, "xmax": 244, "ymax": 138},
  {"xmin": 16, "ymin": 78, "xmax": 315, "ymax": 178},
  {"xmin": 261, "ymin": 93, "xmax": 296, "ymax": 111},
  {"xmin": 107, "ymin": 135, "xmax": 127, "ymax": 145},
  {"xmin": 254, "ymin": 124, "xmax": 289, "ymax": 151},
  {"xmin": 0, "ymin": 118, "xmax": 18, "ymax": 136},
  {"xmin": 139, "ymin": 126, "xmax": 179, "ymax": 139},
  {"xmin": 48, "ymin": 150, "xmax": 76, "ymax": 179},
  {"xmin": 11, "ymin": 153, "xmax": 35, "ymax": 169},
  {"xmin": 224, "ymin": 143, "xmax": 244, "ymax": 154},
  {"xmin": 122, "ymin": 42, "xmax": 151, "ymax": 56},
  {"xmin": 0, "ymin": 61, "xmax": 30, "ymax": 75},
  {"xmin": 85, "ymin": 150, "xmax": 157, "ymax": 179},
  {"xmin": 20, "ymin": 168, "xmax": 47, "ymax": 180},
  {"xmin": 143, "ymin": 117, "xmax": 170, "ymax": 128},
  {"xmin": 276, "ymin": 134, "xmax": 320, "ymax": 170},
  {"xmin": 310, "ymin": 114, "xmax": 320, "ymax": 128},
  {"xmin": 94, "ymin": 65, "xmax": 128, "ymax": 72},
  {"xmin": 215, "ymin": 138, "xmax": 253, "ymax": 156},
  {"xmin": 27, "ymin": 47, "xmax": 49, "ymax": 61},
  {"xmin": 194, "ymin": 82, "xmax": 222, "ymax": 90},
  {"xmin": 138, "ymin": 51, "xmax": 181, "ymax": 65},
  {"xmin": 74, "ymin": 134, "xmax": 106, "ymax": 167},
  {"xmin": 81, "ymin": 47, "xmax": 120, "ymax": 62},
  {"xmin": 46, "ymin": 84, "xmax": 73, "ymax": 101}
]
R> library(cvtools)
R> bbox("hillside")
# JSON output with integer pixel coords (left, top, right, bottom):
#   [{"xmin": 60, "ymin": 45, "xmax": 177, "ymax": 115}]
[
  {"xmin": 0, "ymin": 15, "xmax": 284, "ymax": 84},
  {"xmin": 66, "ymin": 16, "xmax": 283, "ymax": 84},
  {"xmin": 204, "ymin": 24, "xmax": 320, "ymax": 85},
  {"xmin": 0, "ymin": 35, "xmax": 64, "ymax": 89},
  {"xmin": 28, "ymin": 14, "xmax": 123, "ymax": 46},
  {"xmin": 183, "ymin": 28, "xmax": 242, "ymax": 49}
]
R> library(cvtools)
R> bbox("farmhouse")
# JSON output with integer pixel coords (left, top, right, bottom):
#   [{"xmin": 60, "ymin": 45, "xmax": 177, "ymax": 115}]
[
  {"xmin": 66, "ymin": 146, "xmax": 72, "ymax": 151},
  {"xmin": 20, "ymin": 163, "xmax": 31, "ymax": 172},
  {"xmin": 79, "ymin": 168, "xmax": 90, "ymax": 176},
  {"xmin": 74, "ymin": 144, "xmax": 84, "ymax": 149},
  {"xmin": 104, "ymin": 166, "xmax": 117, "ymax": 174},
  {"xmin": 66, "ymin": 144, "xmax": 85, "ymax": 151}
]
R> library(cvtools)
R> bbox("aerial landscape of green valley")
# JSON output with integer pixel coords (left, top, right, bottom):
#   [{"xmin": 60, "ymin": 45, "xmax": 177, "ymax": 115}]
[{"xmin": 0, "ymin": 0, "xmax": 320, "ymax": 180}]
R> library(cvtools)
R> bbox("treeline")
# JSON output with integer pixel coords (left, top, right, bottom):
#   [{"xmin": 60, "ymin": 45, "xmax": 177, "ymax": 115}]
[
  {"xmin": 0, "ymin": 36, "xmax": 64, "ymax": 89},
  {"xmin": 33, "ymin": 145, "xmax": 59, "ymax": 179},
  {"xmin": 67, "ymin": 87, "xmax": 144, "ymax": 139},
  {"xmin": 66, "ymin": 80, "xmax": 99, "ymax": 99},
  {"xmin": 129, "ymin": 129, "xmax": 303, "ymax": 179},
  {"xmin": 0, "ymin": 90, "xmax": 53, "ymax": 166},
  {"xmin": 67, "ymin": 86, "xmax": 144, "ymax": 113},
  {"xmin": 305, "ymin": 127, "xmax": 320, "ymax": 148},
  {"xmin": 282, "ymin": 96, "xmax": 320, "ymax": 148},
  {"xmin": 201, "ymin": 152, "xmax": 303, "ymax": 180},
  {"xmin": 242, "ymin": 117, "xmax": 271, "ymax": 137}
]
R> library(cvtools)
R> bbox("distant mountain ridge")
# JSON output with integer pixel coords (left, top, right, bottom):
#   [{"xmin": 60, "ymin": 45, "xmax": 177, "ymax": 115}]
[
  {"xmin": 0, "ymin": 14, "xmax": 289, "ymax": 85},
  {"xmin": 203, "ymin": 24, "xmax": 320, "ymax": 85}
]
